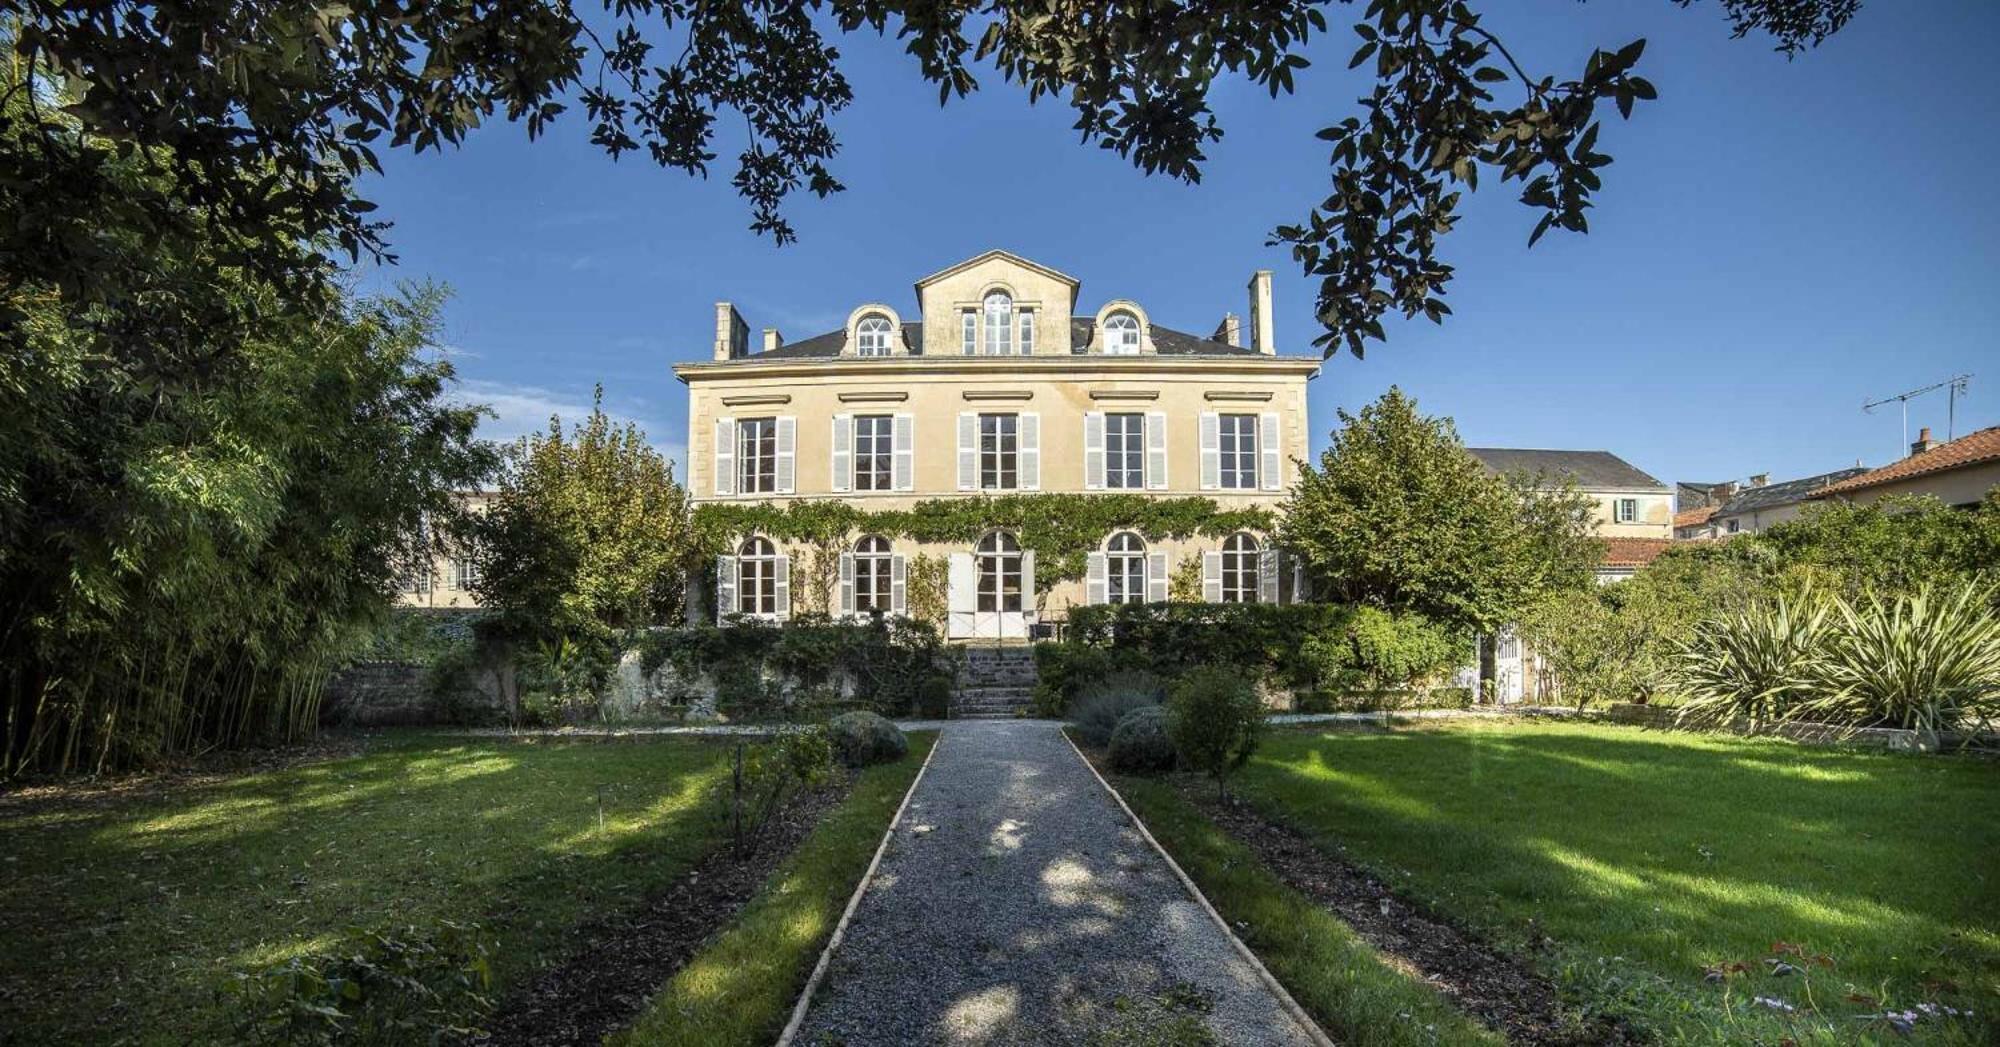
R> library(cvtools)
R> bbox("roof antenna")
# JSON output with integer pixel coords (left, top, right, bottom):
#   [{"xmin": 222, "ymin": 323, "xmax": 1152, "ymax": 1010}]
[{"xmin": 1863, "ymin": 374, "xmax": 1973, "ymax": 452}]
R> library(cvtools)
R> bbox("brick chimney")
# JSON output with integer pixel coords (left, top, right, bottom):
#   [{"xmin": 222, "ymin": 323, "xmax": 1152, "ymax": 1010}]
[
  {"xmin": 1910, "ymin": 426, "xmax": 1938, "ymax": 456},
  {"xmin": 1212, "ymin": 312, "xmax": 1242, "ymax": 348},
  {"xmin": 713, "ymin": 303, "xmax": 749, "ymax": 361},
  {"xmin": 1247, "ymin": 270, "xmax": 1275, "ymax": 355},
  {"xmin": 762, "ymin": 328, "xmax": 783, "ymax": 354},
  {"xmin": 1749, "ymin": 473, "xmax": 1768, "ymax": 488}
]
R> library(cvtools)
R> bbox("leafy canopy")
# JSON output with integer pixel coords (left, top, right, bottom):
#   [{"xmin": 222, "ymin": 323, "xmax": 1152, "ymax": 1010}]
[
  {"xmin": 1279, "ymin": 386, "xmax": 1601, "ymax": 632},
  {"xmin": 4, "ymin": 1, "xmax": 1858, "ymax": 358}
]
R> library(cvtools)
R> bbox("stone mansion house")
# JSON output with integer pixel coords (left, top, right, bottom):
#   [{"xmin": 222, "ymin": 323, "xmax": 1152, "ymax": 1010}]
[{"xmin": 677, "ymin": 250, "xmax": 1322, "ymax": 640}]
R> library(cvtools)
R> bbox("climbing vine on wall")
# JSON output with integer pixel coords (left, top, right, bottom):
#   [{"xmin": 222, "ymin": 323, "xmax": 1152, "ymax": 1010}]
[{"xmin": 692, "ymin": 495, "xmax": 1276, "ymax": 593}]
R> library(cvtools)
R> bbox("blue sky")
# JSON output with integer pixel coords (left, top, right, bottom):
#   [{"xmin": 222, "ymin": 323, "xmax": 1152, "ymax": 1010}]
[{"xmin": 360, "ymin": 1, "xmax": 1999, "ymax": 491}]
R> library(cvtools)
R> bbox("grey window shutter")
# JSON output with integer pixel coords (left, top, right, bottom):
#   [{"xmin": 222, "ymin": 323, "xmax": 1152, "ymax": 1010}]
[
  {"xmin": 947, "ymin": 552, "xmax": 976, "ymax": 637},
  {"xmin": 893, "ymin": 413, "xmax": 915, "ymax": 491},
  {"xmin": 1259, "ymin": 549, "xmax": 1279, "ymax": 604},
  {"xmin": 1021, "ymin": 548, "xmax": 1036, "ymax": 614},
  {"xmin": 957, "ymin": 412, "xmax": 977, "ymax": 491},
  {"xmin": 1199, "ymin": 412, "xmax": 1220, "ymax": 491},
  {"xmin": 715, "ymin": 555, "xmax": 737, "ymax": 623},
  {"xmin": 1085, "ymin": 551, "xmax": 1107, "ymax": 605},
  {"xmin": 1259, "ymin": 412, "xmax": 1281, "ymax": 492},
  {"xmin": 1289, "ymin": 553, "xmax": 1307, "ymax": 605},
  {"xmin": 838, "ymin": 551, "xmax": 855, "ymax": 617},
  {"xmin": 773, "ymin": 554, "xmax": 791, "ymax": 620},
  {"xmin": 713, "ymin": 417, "xmax": 736, "ymax": 497},
  {"xmin": 1146, "ymin": 551, "xmax": 1168, "ymax": 603},
  {"xmin": 1145, "ymin": 411, "xmax": 1168, "ymax": 490},
  {"xmin": 775, "ymin": 416, "xmax": 797, "ymax": 494},
  {"xmin": 1083, "ymin": 412, "xmax": 1105, "ymax": 490},
  {"xmin": 831, "ymin": 415, "xmax": 852, "ymax": 494},
  {"xmin": 1201, "ymin": 551, "xmax": 1222, "ymax": 603},
  {"xmin": 1019, "ymin": 412, "xmax": 1041, "ymax": 491},
  {"xmin": 890, "ymin": 555, "xmax": 907, "ymax": 616}
]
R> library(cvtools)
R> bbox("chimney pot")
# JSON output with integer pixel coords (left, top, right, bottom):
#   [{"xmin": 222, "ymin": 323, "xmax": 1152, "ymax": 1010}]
[
  {"xmin": 1247, "ymin": 270, "xmax": 1275, "ymax": 355},
  {"xmin": 1910, "ymin": 426, "xmax": 1938, "ymax": 456}
]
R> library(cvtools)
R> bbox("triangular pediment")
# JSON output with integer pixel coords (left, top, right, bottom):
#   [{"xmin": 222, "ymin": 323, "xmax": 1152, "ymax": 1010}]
[{"xmin": 912, "ymin": 250, "xmax": 1079, "ymax": 296}]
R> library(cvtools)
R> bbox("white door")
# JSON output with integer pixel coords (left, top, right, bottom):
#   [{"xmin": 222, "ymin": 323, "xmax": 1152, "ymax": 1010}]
[
  {"xmin": 947, "ymin": 552, "xmax": 976, "ymax": 639},
  {"xmin": 1494, "ymin": 627, "xmax": 1524, "ymax": 703},
  {"xmin": 972, "ymin": 532, "xmax": 1029, "ymax": 639}
]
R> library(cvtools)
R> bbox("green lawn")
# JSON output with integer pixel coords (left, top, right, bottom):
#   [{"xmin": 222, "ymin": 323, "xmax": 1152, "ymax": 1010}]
[
  {"xmin": 1, "ymin": 733, "xmax": 734, "ymax": 1043},
  {"xmin": 1227, "ymin": 719, "xmax": 1999, "ymax": 1044},
  {"xmin": 617, "ymin": 731, "xmax": 935, "ymax": 1046}
]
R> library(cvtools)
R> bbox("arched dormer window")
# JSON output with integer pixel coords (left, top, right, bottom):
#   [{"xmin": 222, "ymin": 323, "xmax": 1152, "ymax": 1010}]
[
  {"xmin": 1103, "ymin": 312, "xmax": 1141, "ymax": 355},
  {"xmin": 983, "ymin": 292, "xmax": 1014, "ymax": 356},
  {"xmin": 856, "ymin": 315, "xmax": 894, "ymax": 357}
]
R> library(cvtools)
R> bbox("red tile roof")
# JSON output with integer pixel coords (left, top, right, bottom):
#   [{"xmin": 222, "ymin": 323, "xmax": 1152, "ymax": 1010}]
[
  {"xmin": 1673, "ymin": 505, "xmax": 1717, "ymax": 529},
  {"xmin": 1603, "ymin": 537, "xmax": 1674, "ymax": 568},
  {"xmin": 1813, "ymin": 426, "xmax": 2000, "ymax": 498}
]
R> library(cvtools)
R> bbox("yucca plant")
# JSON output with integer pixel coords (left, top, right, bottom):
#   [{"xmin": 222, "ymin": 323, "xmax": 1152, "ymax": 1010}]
[
  {"xmin": 1796, "ymin": 580, "xmax": 2000, "ymax": 738},
  {"xmin": 1672, "ymin": 587, "xmax": 1834, "ymax": 731}
]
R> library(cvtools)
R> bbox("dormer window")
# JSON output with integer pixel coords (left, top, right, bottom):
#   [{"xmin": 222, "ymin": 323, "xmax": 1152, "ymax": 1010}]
[
  {"xmin": 1104, "ymin": 312, "xmax": 1141, "ymax": 355},
  {"xmin": 983, "ymin": 292, "xmax": 1014, "ymax": 355},
  {"xmin": 857, "ymin": 315, "xmax": 894, "ymax": 357}
]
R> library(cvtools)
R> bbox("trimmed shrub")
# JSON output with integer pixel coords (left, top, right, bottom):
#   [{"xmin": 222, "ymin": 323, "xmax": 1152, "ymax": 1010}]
[
  {"xmin": 827, "ymin": 711, "xmax": 908, "ymax": 767},
  {"xmin": 1167, "ymin": 666, "xmax": 1265, "ymax": 797},
  {"xmin": 1108, "ymin": 707, "xmax": 1175, "ymax": 774},
  {"xmin": 1070, "ymin": 670, "xmax": 1167, "ymax": 748}
]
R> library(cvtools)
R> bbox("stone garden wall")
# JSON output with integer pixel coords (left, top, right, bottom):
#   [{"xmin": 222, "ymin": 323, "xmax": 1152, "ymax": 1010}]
[{"xmin": 322, "ymin": 660, "xmax": 506, "ymax": 726}]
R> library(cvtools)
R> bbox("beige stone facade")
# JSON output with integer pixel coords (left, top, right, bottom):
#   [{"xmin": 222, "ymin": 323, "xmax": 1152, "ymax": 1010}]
[
  {"xmin": 675, "ymin": 250, "xmax": 1322, "ymax": 638},
  {"xmin": 396, "ymin": 491, "xmax": 493, "ymax": 610}
]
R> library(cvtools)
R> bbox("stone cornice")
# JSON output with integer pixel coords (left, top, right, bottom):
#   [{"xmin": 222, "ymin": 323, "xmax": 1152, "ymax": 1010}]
[{"xmin": 674, "ymin": 354, "xmax": 1322, "ymax": 384}]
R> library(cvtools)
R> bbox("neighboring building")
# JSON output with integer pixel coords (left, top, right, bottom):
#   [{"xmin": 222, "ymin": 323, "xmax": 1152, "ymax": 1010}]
[
  {"xmin": 1673, "ymin": 504, "xmax": 1719, "ymax": 541},
  {"xmin": 1598, "ymin": 537, "xmax": 1675, "ymax": 583},
  {"xmin": 1464, "ymin": 448, "xmax": 1673, "ymax": 540},
  {"xmin": 674, "ymin": 250, "xmax": 1322, "ymax": 639},
  {"xmin": 1705, "ymin": 466, "xmax": 1870, "ymax": 536},
  {"xmin": 1811, "ymin": 426, "xmax": 2000, "ymax": 509},
  {"xmin": 396, "ymin": 490, "xmax": 494, "ymax": 610}
]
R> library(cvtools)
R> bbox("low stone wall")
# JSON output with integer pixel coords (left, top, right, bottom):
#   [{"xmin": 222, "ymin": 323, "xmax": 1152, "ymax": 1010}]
[
  {"xmin": 1599, "ymin": 703, "xmax": 1941, "ymax": 752},
  {"xmin": 322, "ymin": 660, "xmax": 505, "ymax": 727}
]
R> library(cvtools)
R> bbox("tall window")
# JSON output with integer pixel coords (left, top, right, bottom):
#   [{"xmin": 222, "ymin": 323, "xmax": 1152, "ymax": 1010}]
[
  {"xmin": 1106, "ymin": 532, "xmax": 1146, "ymax": 604},
  {"xmin": 962, "ymin": 312, "xmax": 977, "ymax": 354},
  {"xmin": 857, "ymin": 315, "xmax": 894, "ymax": 357},
  {"xmin": 737, "ymin": 418, "xmax": 777, "ymax": 494},
  {"xmin": 1221, "ymin": 533, "xmax": 1260, "ymax": 603},
  {"xmin": 450, "ymin": 557, "xmax": 480, "ymax": 591},
  {"xmin": 979, "ymin": 413, "xmax": 1019, "ymax": 490},
  {"xmin": 1020, "ymin": 311, "xmax": 1035, "ymax": 354},
  {"xmin": 854, "ymin": 535, "xmax": 893, "ymax": 614},
  {"xmin": 1615, "ymin": 498, "xmax": 1638, "ymax": 523},
  {"xmin": 402, "ymin": 567, "xmax": 430, "ymax": 594},
  {"xmin": 1106, "ymin": 413, "xmax": 1144, "ymax": 489},
  {"xmin": 977, "ymin": 531, "xmax": 1023, "ymax": 613},
  {"xmin": 1218, "ymin": 414, "xmax": 1258, "ymax": 490},
  {"xmin": 737, "ymin": 537, "xmax": 777, "ymax": 615},
  {"xmin": 983, "ymin": 292, "xmax": 1013, "ymax": 355},
  {"xmin": 1103, "ymin": 312, "xmax": 1141, "ymax": 354},
  {"xmin": 853, "ymin": 415, "xmax": 893, "ymax": 491}
]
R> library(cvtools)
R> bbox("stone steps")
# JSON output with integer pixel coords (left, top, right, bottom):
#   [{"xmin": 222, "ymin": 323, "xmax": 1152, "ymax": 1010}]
[{"xmin": 952, "ymin": 646, "xmax": 1039, "ymax": 718}]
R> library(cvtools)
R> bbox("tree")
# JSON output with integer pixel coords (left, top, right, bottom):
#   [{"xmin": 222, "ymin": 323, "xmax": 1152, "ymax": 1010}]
[
  {"xmin": 4, "ymin": 1, "xmax": 1858, "ymax": 360},
  {"xmin": 1755, "ymin": 493, "xmax": 2000, "ymax": 599},
  {"xmin": 474, "ymin": 391, "xmax": 694, "ymax": 663},
  {"xmin": 1166, "ymin": 666, "xmax": 1265, "ymax": 800},
  {"xmin": 1279, "ymin": 387, "xmax": 1599, "ymax": 634}
]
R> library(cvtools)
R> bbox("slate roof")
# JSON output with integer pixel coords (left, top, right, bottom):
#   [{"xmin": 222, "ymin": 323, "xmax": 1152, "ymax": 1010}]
[
  {"xmin": 1464, "ymin": 448, "xmax": 1668, "ymax": 491},
  {"xmin": 739, "ymin": 318, "xmax": 1264, "ymax": 361},
  {"xmin": 1813, "ymin": 426, "xmax": 2000, "ymax": 499},
  {"xmin": 1714, "ymin": 467, "xmax": 1870, "ymax": 516},
  {"xmin": 1603, "ymin": 537, "xmax": 1674, "ymax": 568}
]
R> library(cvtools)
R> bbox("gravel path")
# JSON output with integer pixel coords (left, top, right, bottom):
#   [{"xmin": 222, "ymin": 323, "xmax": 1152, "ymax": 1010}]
[{"xmin": 794, "ymin": 720, "xmax": 1319, "ymax": 1046}]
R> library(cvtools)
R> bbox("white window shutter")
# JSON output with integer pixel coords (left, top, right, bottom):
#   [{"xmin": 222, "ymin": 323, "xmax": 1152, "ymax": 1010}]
[
  {"xmin": 713, "ymin": 417, "xmax": 736, "ymax": 497},
  {"xmin": 1083, "ymin": 412, "xmax": 1106, "ymax": 491},
  {"xmin": 947, "ymin": 552, "xmax": 975, "ymax": 637},
  {"xmin": 1199, "ymin": 412, "xmax": 1220, "ymax": 491},
  {"xmin": 1085, "ymin": 551, "xmax": 1108, "ymax": 605},
  {"xmin": 1260, "ymin": 412, "xmax": 1281, "ymax": 492},
  {"xmin": 775, "ymin": 416, "xmax": 797, "ymax": 494},
  {"xmin": 1145, "ymin": 411, "xmax": 1168, "ymax": 490},
  {"xmin": 1147, "ymin": 551, "xmax": 1169, "ymax": 603},
  {"xmin": 1019, "ymin": 412, "xmax": 1041, "ymax": 490},
  {"xmin": 1021, "ymin": 548, "xmax": 1035, "ymax": 614},
  {"xmin": 830, "ymin": 414, "xmax": 852, "ymax": 494},
  {"xmin": 773, "ymin": 554, "xmax": 791, "ymax": 620},
  {"xmin": 1290, "ymin": 554, "xmax": 1307, "ymax": 605},
  {"xmin": 1259, "ymin": 549, "xmax": 1280, "ymax": 604},
  {"xmin": 957, "ymin": 412, "xmax": 977, "ymax": 491},
  {"xmin": 890, "ymin": 555, "xmax": 907, "ymax": 616},
  {"xmin": 1202, "ymin": 551, "xmax": 1223, "ymax": 603},
  {"xmin": 838, "ymin": 551, "xmax": 855, "ymax": 617},
  {"xmin": 893, "ymin": 413, "xmax": 915, "ymax": 491},
  {"xmin": 715, "ymin": 555, "xmax": 737, "ymax": 623}
]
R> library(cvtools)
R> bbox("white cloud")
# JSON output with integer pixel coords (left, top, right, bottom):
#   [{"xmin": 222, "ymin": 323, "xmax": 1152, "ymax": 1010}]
[{"xmin": 450, "ymin": 378, "xmax": 686, "ymax": 476}]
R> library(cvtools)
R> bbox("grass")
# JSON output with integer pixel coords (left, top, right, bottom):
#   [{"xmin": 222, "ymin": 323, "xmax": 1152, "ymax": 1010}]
[
  {"xmin": 616, "ymin": 731, "xmax": 935, "ymax": 1046},
  {"xmin": 1227, "ymin": 718, "xmax": 1999, "ymax": 1044},
  {"xmin": 0, "ymin": 732, "xmax": 738, "ymax": 1044},
  {"xmin": 1109, "ymin": 771, "xmax": 1503, "ymax": 1047}
]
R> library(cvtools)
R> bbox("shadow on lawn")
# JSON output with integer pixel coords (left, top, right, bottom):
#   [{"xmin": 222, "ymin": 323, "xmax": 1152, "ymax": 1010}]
[{"xmin": 1240, "ymin": 725, "xmax": 1999, "ymax": 1034}]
